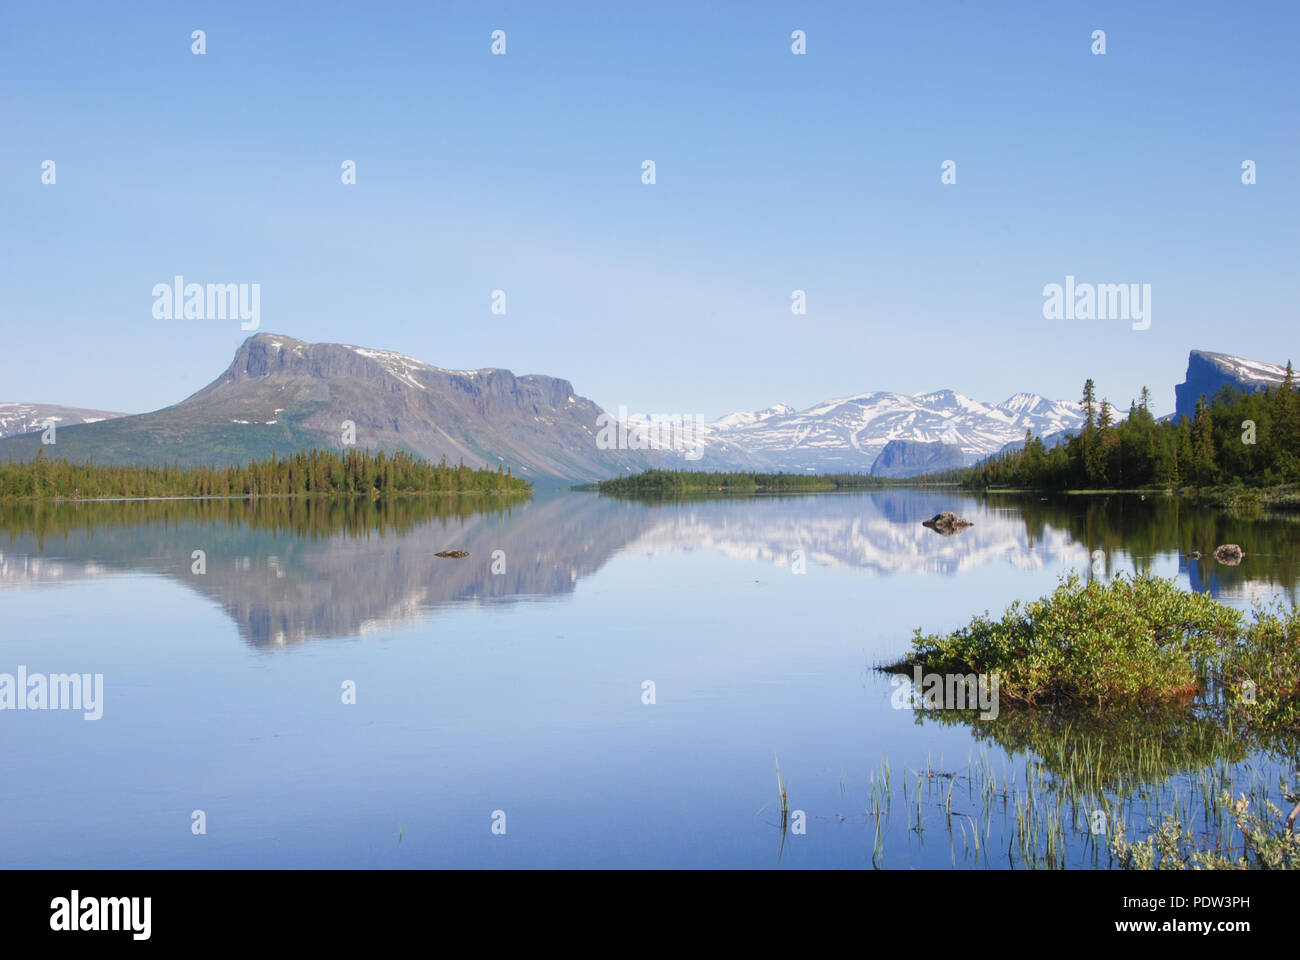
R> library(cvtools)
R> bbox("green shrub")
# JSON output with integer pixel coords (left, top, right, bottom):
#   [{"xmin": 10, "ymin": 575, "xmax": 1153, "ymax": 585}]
[
  {"xmin": 1223, "ymin": 602, "xmax": 1300, "ymax": 735},
  {"xmin": 905, "ymin": 573, "xmax": 1242, "ymax": 706},
  {"xmin": 1111, "ymin": 793, "xmax": 1300, "ymax": 870}
]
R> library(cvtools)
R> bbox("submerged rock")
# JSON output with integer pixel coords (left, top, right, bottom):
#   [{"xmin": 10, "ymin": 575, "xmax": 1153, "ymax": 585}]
[
  {"xmin": 1214, "ymin": 544, "xmax": 1244, "ymax": 565},
  {"xmin": 434, "ymin": 550, "xmax": 469, "ymax": 559},
  {"xmin": 922, "ymin": 511, "xmax": 973, "ymax": 536},
  {"xmin": 1189, "ymin": 550, "xmax": 1203, "ymax": 559}
]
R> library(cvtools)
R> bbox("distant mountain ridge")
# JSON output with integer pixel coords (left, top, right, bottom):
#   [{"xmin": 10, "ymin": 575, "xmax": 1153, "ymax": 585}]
[
  {"xmin": 688, "ymin": 388, "xmax": 1086, "ymax": 475},
  {"xmin": 0, "ymin": 402, "xmax": 127, "ymax": 440}
]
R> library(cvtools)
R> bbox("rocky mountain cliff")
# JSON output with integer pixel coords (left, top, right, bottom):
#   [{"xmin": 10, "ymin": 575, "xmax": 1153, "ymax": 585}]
[
  {"xmin": 1174, "ymin": 350, "xmax": 1291, "ymax": 420},
  {"xmin": 869, "ymin": 439, "xmax": 967, "ymax": 478}
]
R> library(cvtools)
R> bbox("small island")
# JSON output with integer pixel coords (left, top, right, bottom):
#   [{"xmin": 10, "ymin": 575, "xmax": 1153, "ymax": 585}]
[{"xmin": 578, "ymin": 469, "xmax": 941, "ymax": 497}]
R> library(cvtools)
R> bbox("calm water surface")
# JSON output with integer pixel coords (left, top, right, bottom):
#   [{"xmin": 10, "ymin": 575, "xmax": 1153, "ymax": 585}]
[{"xmin": 1, "ymin": 490, "xmax": 1296, "ymax": 867}]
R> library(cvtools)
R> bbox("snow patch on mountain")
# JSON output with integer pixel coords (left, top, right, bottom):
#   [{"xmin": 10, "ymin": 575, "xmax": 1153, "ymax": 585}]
[
  {"xmin": 0, "ymin": 402, "xmax": 129, "ymax": 440},
  {"xmin": 1196, "ymin": 351, "xmax": 1289, "ymax": 386},
  {"xmin": 711, "ymin": 403, "xmax": 796, "ymax": 430},
  {"xmin": 681, "ymin": 388, "xmax": 1086, "ymax": 473}
]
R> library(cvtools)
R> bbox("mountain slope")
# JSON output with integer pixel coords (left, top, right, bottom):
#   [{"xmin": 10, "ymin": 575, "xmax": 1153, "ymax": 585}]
[{"xmin": 0, "ymin": 334, "xmax": 661, "ymax": 482}]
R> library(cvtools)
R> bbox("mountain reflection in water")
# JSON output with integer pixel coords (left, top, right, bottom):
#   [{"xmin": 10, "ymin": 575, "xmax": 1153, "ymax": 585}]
[{"xmin": 1, "ymin": 490, "xmax": 1296, "ymax": 647}]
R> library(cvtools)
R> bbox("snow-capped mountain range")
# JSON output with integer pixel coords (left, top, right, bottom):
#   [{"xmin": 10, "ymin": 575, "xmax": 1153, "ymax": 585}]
[{"xmin": 679, "ymin": 389, "xmax": 1086, "ymax": 473}]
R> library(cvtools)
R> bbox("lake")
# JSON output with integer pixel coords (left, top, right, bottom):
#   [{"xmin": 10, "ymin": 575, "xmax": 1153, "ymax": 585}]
[{"xmin": 1, "ymin": 489, "xmax": 1296, "ymax": 868}]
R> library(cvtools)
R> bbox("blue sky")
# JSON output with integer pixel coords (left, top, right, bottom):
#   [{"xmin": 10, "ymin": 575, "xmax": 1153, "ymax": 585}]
[{"xmin": 2, "ymin": 0, "xmax": 1296, "ymax": 420}]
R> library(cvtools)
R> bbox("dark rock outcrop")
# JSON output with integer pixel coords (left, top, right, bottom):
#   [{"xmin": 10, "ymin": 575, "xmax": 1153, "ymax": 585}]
[
  {"xmin": 922, "ymin": 511, "xmax": 973, "ymax": 536},
  {"xmin": 1214, "ymin": 544, "xmax": 1244, "ymax": 565},
  {"xmin": 871, "ymin": 439, "xmax": 967, "ymax": 478}
]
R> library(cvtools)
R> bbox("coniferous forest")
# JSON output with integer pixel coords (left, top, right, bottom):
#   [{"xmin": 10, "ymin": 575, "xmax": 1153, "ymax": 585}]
[
  {"xmin": 590, "ymin": 470, "xmax": 899, "ymax": 496},
  {"xmin": 0, "ymin": 448, "xmax": 530, "ymax": 500},
  {"xmin": 966, "ymin": 365, "xmax": 1300, "ymax": 491}
]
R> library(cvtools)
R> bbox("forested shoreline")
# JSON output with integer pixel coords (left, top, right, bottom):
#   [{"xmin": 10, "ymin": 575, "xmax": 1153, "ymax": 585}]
[
  {"xmin": 0, "ymin": 448, "xmax": 530, "ymax": 500},
  {"xmin": 966, "ymin": 367, "xmax": 1299, "ymax": 492},
  {"xmin": 586, "ymin": 366, "xmax": 1300, "ymax": 501},
  {"xmin": 583, "ymin": 469, "xmax": 937, "ymax": 496}
]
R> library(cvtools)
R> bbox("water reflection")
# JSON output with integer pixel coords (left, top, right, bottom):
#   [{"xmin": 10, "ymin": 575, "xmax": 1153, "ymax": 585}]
[
  {"xmin": 982, "ymin": 492, "xmax": 1300, "ymax": 604},
  {"xmin": 2, "ymin": 494, "xmax": 653, "ymax": 647},
  {"xmin": 904, "ymin": 694, "xmax": 1251, "ymax": 794},
  {"xmin": 2, "ymin": 490, "xmax": 1296, "ymax": 647},
  {"xmin": 622, "ymin": 491, "xmax": 1085, "ymax": 576}
]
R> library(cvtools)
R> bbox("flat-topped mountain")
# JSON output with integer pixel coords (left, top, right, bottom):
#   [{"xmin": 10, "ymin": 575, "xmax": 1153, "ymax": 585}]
[
  {"xmin": 1174, "ymin": 350, "xmax": 1292, "ymax": 420},
  {"xmin": 0, "ymin": 334, "xmax": 660, "ymax": 482}
]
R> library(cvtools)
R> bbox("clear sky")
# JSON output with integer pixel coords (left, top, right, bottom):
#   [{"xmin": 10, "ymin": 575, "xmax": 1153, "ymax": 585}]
[{"xmin": 2, "ymin": 0, "xmax": 1296, "ymax": 420}]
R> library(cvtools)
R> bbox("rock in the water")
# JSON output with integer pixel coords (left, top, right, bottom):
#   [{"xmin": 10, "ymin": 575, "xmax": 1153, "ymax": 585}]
[
  {"xmin": 435, "ymin": 549, "xmax": 469, "ymax": 559},
  {"xmin": 1214, "ymin": 544, "xmax": 1244, "ymax": 565},
  {"xmin": 922, "ymin": 511, "xmax": 973, "ymax": 536},
  {"xmin": 1189, "ymin": 551, "xmax": 1202, "ymax": 559}
]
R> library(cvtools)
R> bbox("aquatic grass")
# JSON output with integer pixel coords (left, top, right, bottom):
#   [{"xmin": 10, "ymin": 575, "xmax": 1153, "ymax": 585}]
[
  {"xmin": 851, "ymin": 745, "xmax": 1296, "ymax": 870},
  {"xmin": 774, "ymin": 754, "xmax": 788, "ymax": 824}
]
